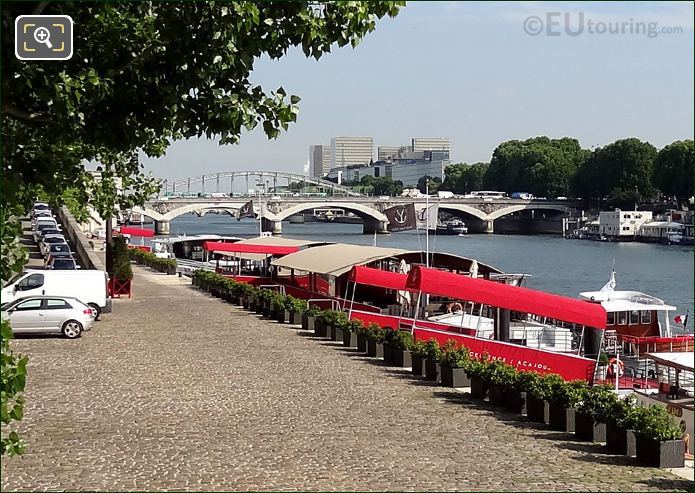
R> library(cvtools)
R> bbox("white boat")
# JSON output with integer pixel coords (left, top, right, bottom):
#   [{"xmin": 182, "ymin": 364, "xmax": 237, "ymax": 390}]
[{"xmin": 151, "ymin": 234, "xmax": 242, "ymax": 261}]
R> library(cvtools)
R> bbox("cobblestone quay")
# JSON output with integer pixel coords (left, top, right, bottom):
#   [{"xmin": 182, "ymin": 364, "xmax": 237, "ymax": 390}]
[{"xmin": 1, "ymin": 267, "xmax": 690, "ymax": 491}]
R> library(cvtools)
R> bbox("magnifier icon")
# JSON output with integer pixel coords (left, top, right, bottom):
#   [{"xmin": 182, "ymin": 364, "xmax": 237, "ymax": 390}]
[{"xmin": 33, "ymin": 26, "xmax": 53, "ymax": 49}]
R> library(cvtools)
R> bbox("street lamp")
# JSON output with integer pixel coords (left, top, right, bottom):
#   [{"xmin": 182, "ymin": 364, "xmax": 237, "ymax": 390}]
[{"xmin": 256, "ymin": 178, "xmax": 269, "ymax": 236}]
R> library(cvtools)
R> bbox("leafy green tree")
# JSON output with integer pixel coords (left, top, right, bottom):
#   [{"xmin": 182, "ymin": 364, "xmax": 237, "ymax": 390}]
[
  {"xmin": 1, "ymin": 320, "xmax": 27, "ymax": 457},
  {"xmin": 416, "ymin": 175, "xmax": 441, "ymax": 194},
  {"xmin": 1, "ymin": 1, "xmax": 404, "ymax": 456},
  {"xmin": 441, "ymin": 162, "xmax": 488, "ymax": 193},
  {"xmin": 652, "ymin": 140, "xmax": 694, "ymax": 205},
  {"xmin": 573, "ymin": 138, "xmax": 657, "ymax": 204},
  {"xmin": 372, "ymin": 177, "xmax": 403, "ymax": 196},
  {"xmin": 485, "ymin": 137, "xmax": 587, "ymax": 197}
]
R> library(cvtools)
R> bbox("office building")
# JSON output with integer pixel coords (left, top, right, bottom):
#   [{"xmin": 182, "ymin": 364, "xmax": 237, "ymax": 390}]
[
  {"xmin": 309, "ymin": 144, "xmax": 332, "ymax": 177},
  {"xmin": 412, "ymin": 137, "xmax": 450, "ymax": 153},
  {"xmin": 378, "ymin": 145, "xmax": 411, "ymax": 161},
  {"xmin": 330, "ymin": 136, "xmax": 373, "ymax": 168},
  {"xmin": 327, "ymin": 150, "xmax": 449, "ymax": 186}
]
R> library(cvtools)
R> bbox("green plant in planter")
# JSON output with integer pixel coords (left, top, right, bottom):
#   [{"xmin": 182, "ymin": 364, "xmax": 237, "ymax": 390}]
[
  {"xmin": 303, "ymin": 304, "xmax": 320, "ymax": 317},
  {"xmin": 514, "ymin": 370, "xmax": 541, "ymax": 392},
  {"xmin": 424, "ymin": 339, "xmax": 444, "ymax": 362},
  {"xmin": 345, "ymin": 319, "xmax": 365, "ymax": 333},
  {"xmin": 440, "ymin": 342, "xmax": 469, "ymax": 368},
  {"xmin": 390, "ymin": 330, "xmax": 414, "ymax": 350},
  {"xmin": 526, "ymin": 373, "xmax": 563, "ymax": 401},
  {"xmin": 367, "ymin": 324, "xmax": 387, "ymax": 343},
  {"xmin": 577, "ymin": 385, "xmax": 619, "ymax": 423},
  {"xmin": 606, "ymin": 394, "xmax": 637, "ymax": 428},
  {"xmin": 288, "ymin": 297, "xmax": 308, "ymax": 314},
  {"xmin": 355, "ymin": 322, "xmax": 371, "ymax": 338},
  {"xmin": 463, "ymin": 354, "xmax": 488, "ymax": 377},
  {"xmin": 631, "ymin": 405, "xmax": 682, "ymax": 441},
  {"xmin": 547, "ymin": 378, "xmax": 589, "ymax": 408},
  {"xmin": 598, "ymin": 351, "xmax": 610, "ymax": 366},
  {"xmin": 411, "ymin": 339, "xmax": 427, "ymax": 358},
  {"xmin": 485, "ymin": 361, "xmax": 518, "ymax": 390}
]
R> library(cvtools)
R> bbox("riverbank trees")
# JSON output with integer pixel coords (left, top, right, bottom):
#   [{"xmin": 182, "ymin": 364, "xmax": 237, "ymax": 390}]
[{"xmin": 1, "ymin": 1, "xmax": 404, "ymax": 456}]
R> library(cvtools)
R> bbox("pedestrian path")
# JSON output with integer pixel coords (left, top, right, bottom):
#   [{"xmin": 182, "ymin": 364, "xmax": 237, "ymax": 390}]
[{"xmin": 1, "ymin": 266, "xmax": 690, "ymax": 491}]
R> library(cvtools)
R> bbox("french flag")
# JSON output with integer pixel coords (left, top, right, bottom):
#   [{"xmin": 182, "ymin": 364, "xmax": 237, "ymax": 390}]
[{"xmin": 674, "ymin": 313, "xmax": 688, "ymax": 327}]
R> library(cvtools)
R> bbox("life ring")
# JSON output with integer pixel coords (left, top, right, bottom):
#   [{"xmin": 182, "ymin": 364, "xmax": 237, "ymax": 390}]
[
  {"xmin": 606, "ymin": 358, "xmax": 624, "ymax": 378},
  {"xmin": 447, "ymin": 302, "xmax": 463, "ymax": 313}
]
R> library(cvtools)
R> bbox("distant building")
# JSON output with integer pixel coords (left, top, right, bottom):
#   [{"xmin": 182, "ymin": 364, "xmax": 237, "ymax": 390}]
[
  {"xmin": 412, "ymin": 137, "xmax": 450, "ymax": 153},
  {"xmin": 378, "ymin": 145, "xmax": 411, "ymax": 161},
  {"xmin": 599, "ymin": 209, "xmax": 653, "ymax": 238},
  {"xmin": 309, "ymin": 144, "xmax": 331, "ymax": 177},
  {"xmin": 330, "ymin": 136, "xmax": 373, "ymax": 168}
]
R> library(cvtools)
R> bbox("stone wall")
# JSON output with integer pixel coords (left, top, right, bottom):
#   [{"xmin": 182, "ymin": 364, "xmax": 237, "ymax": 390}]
[{"xmin": 55, "ymin": 206, "xmax": 106, "ymax": 270}]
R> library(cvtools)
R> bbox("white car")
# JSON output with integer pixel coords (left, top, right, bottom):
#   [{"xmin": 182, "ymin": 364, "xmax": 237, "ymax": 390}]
[
  {"xmin": 1, "ymin": 296, "xmax": 95, "ymax": 338},
  {"xmin": 39, "ymin": 235, "xmax": 67, "ymax": 257}
]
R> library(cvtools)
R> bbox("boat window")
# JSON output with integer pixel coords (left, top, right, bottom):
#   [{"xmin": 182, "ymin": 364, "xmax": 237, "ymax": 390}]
[
  {"xmin": 629, "ymin": 310, "xmax": 640, "ymax": 325},
  {"xmin": 641, "ymin": 311, "xmax": 651, "ymax": 324},
  {"xmin": 607, "ymin": 312, "xmax": 615, "ymax": 325},
  {"xmin": 617, "ymin": 311, "xmax": 627, "ymax": 325}
]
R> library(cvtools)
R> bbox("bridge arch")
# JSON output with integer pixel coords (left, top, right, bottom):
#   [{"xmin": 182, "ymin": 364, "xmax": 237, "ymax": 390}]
[
  {"xmin": 437, "ymin": 204, "xmax": 489, "ymax": 221},
  {"xmin": 132, "ymin": 202, "xmax": 249, "ymax": 222},
  {"xmin": 267, "ymin": 202, "xmax": 388, "ymax": 223},
  {"xmin": 487, "ymin": 204, "xmax": 571, "ymax": 221}
]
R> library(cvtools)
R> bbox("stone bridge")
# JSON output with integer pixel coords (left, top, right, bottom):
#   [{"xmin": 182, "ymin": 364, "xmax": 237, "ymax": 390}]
[{"xmin": 134, "ymin": 197, "xmax": 583, "ymax": 235}]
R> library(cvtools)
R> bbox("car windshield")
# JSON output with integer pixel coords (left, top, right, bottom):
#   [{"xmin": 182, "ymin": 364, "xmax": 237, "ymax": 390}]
[
  {"xmin": 53, "ymin": 260, "xmax": 76, "ymax": 268},
  {"xmin": 45, "ymin": 237, "xmax": 65, "ymax": 243},
  {"xmin": 2, "ymin": 272, "xmax": 26, "ymax": 288},
  {"xmin": 40, "ymin": 229, "xmax": 61, "ymax": 236},
  {"xmin": 50, "ymin": 244, "xmax": 71, "ymax": 253}
]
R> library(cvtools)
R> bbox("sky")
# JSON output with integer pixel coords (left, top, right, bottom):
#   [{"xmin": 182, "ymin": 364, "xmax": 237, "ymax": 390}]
[{"xmin": 141, "ymin": 1, "xmax": 695, "ymax": 181}]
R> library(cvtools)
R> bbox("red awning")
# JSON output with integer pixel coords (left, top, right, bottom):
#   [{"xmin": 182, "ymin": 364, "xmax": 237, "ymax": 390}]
[
  {"xmin": 116, "ymin": 226, "xmax": 154, "ymax": 238},
  {"xmin": 203, "ymin": 241, "xmax": 299, "ymax": 256},
  {"xmin": 348, "ymin": 265, "xmax": 409, "ymax": 291},
  {"xmin": 406, "ymin": 265, "xmax": 607, "ymax": 329}
]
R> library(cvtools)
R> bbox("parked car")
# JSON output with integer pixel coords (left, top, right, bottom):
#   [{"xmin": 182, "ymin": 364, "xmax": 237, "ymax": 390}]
[
  {"xmin": 39, "ymin": 235, "xmax": 67, "ymax": 257},
  {"xmin": 2, "ymin": 270, "xmax": 110, "ymax": 319},
  {"xmin": 33, "ymin": 221, "xmax": 60, "ymax": 242},
  {"xmin": 43, "ymin": 242, "xmax": 72, "ymax": 259},
  {"xmin": 1, "ymin": 296, "xmax": 94, "ymax": 338},
  {"xmin": 46, "ymin": 255, "xmax": 79, "ymax": 271},
  {"xmin": 30, "ymin": 210, "xmax": 53, "ymax": 225}
]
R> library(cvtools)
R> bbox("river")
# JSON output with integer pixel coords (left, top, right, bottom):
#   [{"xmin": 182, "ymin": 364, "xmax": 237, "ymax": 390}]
[{"xmin": 166, "ymin": 214, "xmax": 694, "ymax": 334}]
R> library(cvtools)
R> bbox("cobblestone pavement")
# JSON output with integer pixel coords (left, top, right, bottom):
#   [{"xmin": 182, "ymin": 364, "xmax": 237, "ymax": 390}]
[{"xmin": 2, "ymin": 266, "xmax": 691, "ymax": 492}]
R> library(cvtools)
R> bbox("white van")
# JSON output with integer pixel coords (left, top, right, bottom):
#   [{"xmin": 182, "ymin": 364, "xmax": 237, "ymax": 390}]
[{"xmin": 2, "ymin": 270, "xmax": 111, "ymax": 319}]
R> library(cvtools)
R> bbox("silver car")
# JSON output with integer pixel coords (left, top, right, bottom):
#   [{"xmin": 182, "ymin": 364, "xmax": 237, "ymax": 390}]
[{"xmin": 1, "ymin": 296, "xmax": 95, "ymax": 338}]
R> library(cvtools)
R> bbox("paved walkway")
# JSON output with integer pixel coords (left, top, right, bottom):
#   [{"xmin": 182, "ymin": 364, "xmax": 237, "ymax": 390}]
[{"xmin": 1, "ymin": 266, "xmax": 691, "ymax": 491}]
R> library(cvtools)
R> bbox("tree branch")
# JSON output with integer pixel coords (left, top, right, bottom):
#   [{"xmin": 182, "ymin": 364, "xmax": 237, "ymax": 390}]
[
  {"xmin": 2, "ymin": 104, "xmax": 51, "ymax": 123},
  {"xmin": 32, "ymin": 1, "xmax": 49, "ymax": 15}
]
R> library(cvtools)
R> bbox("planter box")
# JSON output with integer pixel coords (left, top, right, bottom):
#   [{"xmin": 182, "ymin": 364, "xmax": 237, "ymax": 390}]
[
  {"xmin": 526, "ymin": 395, "xmax": 548, "ymax": 423},
  {"xmin": 488, "ymin": 384, "xmax": 507, "ymax": 407},
  {"xmin": 332, "ymin": 326, "xmax": 344, "ymax": 342},
  {"xmin": 367, "ymin": 340, "xmax": 384, "ymax": 358},
  {"xmin": 314, "ymin": 319, "xmax": 326, "ymax": 338},
  {"xmin": 636, "ymin": 436, "xmax": 685, "ymax": 468},
  {"xmin": 356, "ymin": 334, "xmax": 368, "ymax": 353},
  {"xmin": 606, "ymin": 423, "xmax": 637, "ymax": 455},
  {"xmin": 575, "ymin": 412, "xmax": 606, "ymax": 442},
  {"xmin": 383, "ymin": 343, "xmax": 394, "ymax": 364},
  {"xmin": 391, "ymin": 348, "xmax": 412, "ymax": 368},
  {"xmin": 325, "ymin": 324, "xmax": 335, "ymax": 340},
  {"xmin": 505, "ymin": 389, "xmax": 526, "ymax": 415},
  {"xmin": 289, "ymin": 311, "xmax": 303, "ymax": 325},
  {"xmin": 342, "ymin": 330, "xmax": 358, "ymax": 348},
  {"xmin": 302, "ymin": 314, "xmax": 315, "ymax": 331},
  {"xmin": 167, "ymin": 265, "xmax": 176, "ymax": 275},
  {"xmin": 424, "ymin": 359, "xmax": 438, "ymax": 381},
  {"xmin": 411, "ymin": 354, "xmax": 424, "ymax": 376},
  {"xmin": 469, "ymin": 375, "xmax": 488, "ymax": 398},
  {"xmin": 441, "ymin": 366, "xmax": 470, "ymax": 388},
  {"xmin": 276, "ymin": 310, "xmax": 287, "ymax": 324},
  {"xmin": 548, "ymin": 404, "xmax": 575, "ymax": 432}
]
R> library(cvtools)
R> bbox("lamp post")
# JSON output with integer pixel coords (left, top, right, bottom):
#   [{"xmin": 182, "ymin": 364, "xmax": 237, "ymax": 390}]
[{"xmin": 256, "ymin": 178, "xmax": 269, "ymax": 235}]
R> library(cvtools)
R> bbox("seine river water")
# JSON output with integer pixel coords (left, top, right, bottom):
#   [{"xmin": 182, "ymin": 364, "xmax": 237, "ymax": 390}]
[{"xmin": 168, "ymin": 214, "xmax": 694, "ymax": 334}]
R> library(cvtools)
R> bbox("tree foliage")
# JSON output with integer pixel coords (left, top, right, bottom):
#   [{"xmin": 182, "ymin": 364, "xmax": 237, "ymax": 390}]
[
  {"xmin": 1, "ymin": 320, "xmax": 27, "ymax": 457},
  {"xmin": 416, "ymin": 175, "xmax": 441, "ymax": 194},
  {"xmin": 486, "ymin": 137, "xmax": 588, "ymax": 197},
  {"xmin": 0, "ymin": 1, "xmax": 404, "ymax": 456},
  {"xmin": 441, "ymin": 162, "xmax": 489, "ymax": 193},
  {"xmin": 652, "ymin": 139, "xmax": 694, "ymax": 203}
]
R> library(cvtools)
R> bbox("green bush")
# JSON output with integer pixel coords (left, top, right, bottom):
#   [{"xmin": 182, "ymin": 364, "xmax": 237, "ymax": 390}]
[
  {"xmin": 440, "ymin": 341, "xmax": 469, "ymax": 368},
  {"xmin": 128, "ymin": 248, "xmax": 177, "ymax": 271},
  {"xmin": 424, "ymin": 339, "xmax": 444, "ymax": 361},
  {"xmin": 514, "ymin": 370, "xmax": 541, "ymax": 392},
  {"xmin": 607, "ymin": 394, "xmax": 637, "ymax": 428},
  {"xmin": 367, "ymin": 324, "xmax": 387, "ymax": 343},
  {"xmin": 109, "ymin": 236, "xmax": 132, "ymax": 280},
  {"xmin": 547, "ymin": 378, "xmax": 588, "ymax": 408},
  {"xmin": 577, "ymin": 385, "xmax": 619, "ymax": 423},
  {"xmin": 411, "ymin": 339, "xmax": 427, "ymax": 358},
  {"xmin": 484, "ymin": 360, "xmax": 518, "ymax": 390},
  {"xmin": 389, "ymin": 330, "xmax": 414, "ymax": 350},
  {"xmin": 463, "ymin": 354, "xmax": 488, "ymax": 376},
  {"xmin": 526, "ymin": 373, "xmax": 563, "ymax": 401},
  {"xmin": 345, "ymin": 319, "xmax": 365, "ymax": 333},
  {"xmin": 631, "ymin": 405, "xmax": 682, "ymax": 441}
]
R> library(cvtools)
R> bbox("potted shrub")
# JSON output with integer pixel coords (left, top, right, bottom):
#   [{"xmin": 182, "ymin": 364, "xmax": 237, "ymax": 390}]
[
  {"xmin": 342, "ymin": 319, "xmax": 362, "ymax": 348},
  {"xmin": 331, "ymin": 312, "xmax": 349, "ymax": 342},
  {"xmin": 632, "ymin": 405, "xmax": 685, "ymax": 468},
  {"xmin": 302, "ymin": 305, "xmax": 320, "ymax": 332},
  {"xmin": 355, "ymin": 323, "xmax": 370, "ymax": 353},
  {"xmin": 463, "ymin": 354, "xmax": 487, "ymax": 397},
  {"xmin": 313, "ymin": 310, "xmax": 329, "ymax": 337},
  {"xmin": 389, "ymin": 330, "xmax": 414, "ymax": 367},
  {"xmin": 382, "ymin": 328, "xmax": 396, "ymax": 364},
  {"xmin": 424, "ymin": 339, "xmax": 443, "ymax": 382},
  {"xmin": 410, "ymin": 339, "xmax": 427, "ymax": 377},
  {"xmin": 107, "ymin": 236, "xmax": 133, "ymax": 297},
  {"xmin": 525, "ymin": 373, "xmax": 559, "ymax": 424},
  {"xmin": 506, "ymin": 370, "xmax": 535, "ymax": 415},
  {"xmin": 485, "ymin": 361, "xmax": 517, "ymax": 407},
  {"xmin": 605, "ymin": 394, "xmax": 637, "ymax": 456},
  {"xmin": 547, "ymin": 378, "xmax": 588, "ymax": 432},
  {"xmin": 366, "ymin": 324, "xmax": 386, "ymax": 358},
  {"xmin": 440, "ymin": 343, "xmax": 471, "ymax": 388},
  {"xmin": 575, "ymin": 385, "xmax": 615, "ymax": 442},
  {"xmin": 286, "ymin": 297, "xmax": 307, "ymax": 325}
]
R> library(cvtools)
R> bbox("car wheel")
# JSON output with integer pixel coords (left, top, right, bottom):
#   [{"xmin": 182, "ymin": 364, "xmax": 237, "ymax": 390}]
[
  {"xmin": 62, "ymin": 320, "xmax": 83, "ymax": 339},
  {"xmin": 88, "ymin": 303, "xmax": 101, "ymax": 321}
]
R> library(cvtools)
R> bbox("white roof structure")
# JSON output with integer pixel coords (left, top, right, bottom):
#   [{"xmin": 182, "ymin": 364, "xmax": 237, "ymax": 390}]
[
  {"xmin": 645, "ymin": 352, "xmax": 694, "ymax": 373},
  {"xmin": 235, "ymin": 236, "xmax": 328, "ymax": 248},
  {"xmin": 579, "ymin": 290, "xmax": 676, "ymax": 312}
]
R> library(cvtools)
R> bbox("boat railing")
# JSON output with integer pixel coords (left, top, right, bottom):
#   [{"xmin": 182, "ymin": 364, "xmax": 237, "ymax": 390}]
[
  {"xmin": 259, "ymin": 284, "xmax": 286, "ymax": 296},
  {"xmin": 621, "ymin": 334, "xmax": 694, "ymax": 359},
  {"xmin": 308, "ymin": 298, "xmax": 341, "ymax": 311}
]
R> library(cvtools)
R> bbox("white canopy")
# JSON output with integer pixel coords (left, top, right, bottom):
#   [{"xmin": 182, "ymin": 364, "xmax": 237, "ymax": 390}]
[{"xmin": 645, "ymin": 352, "xmax": 694, "ymax": 373}]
